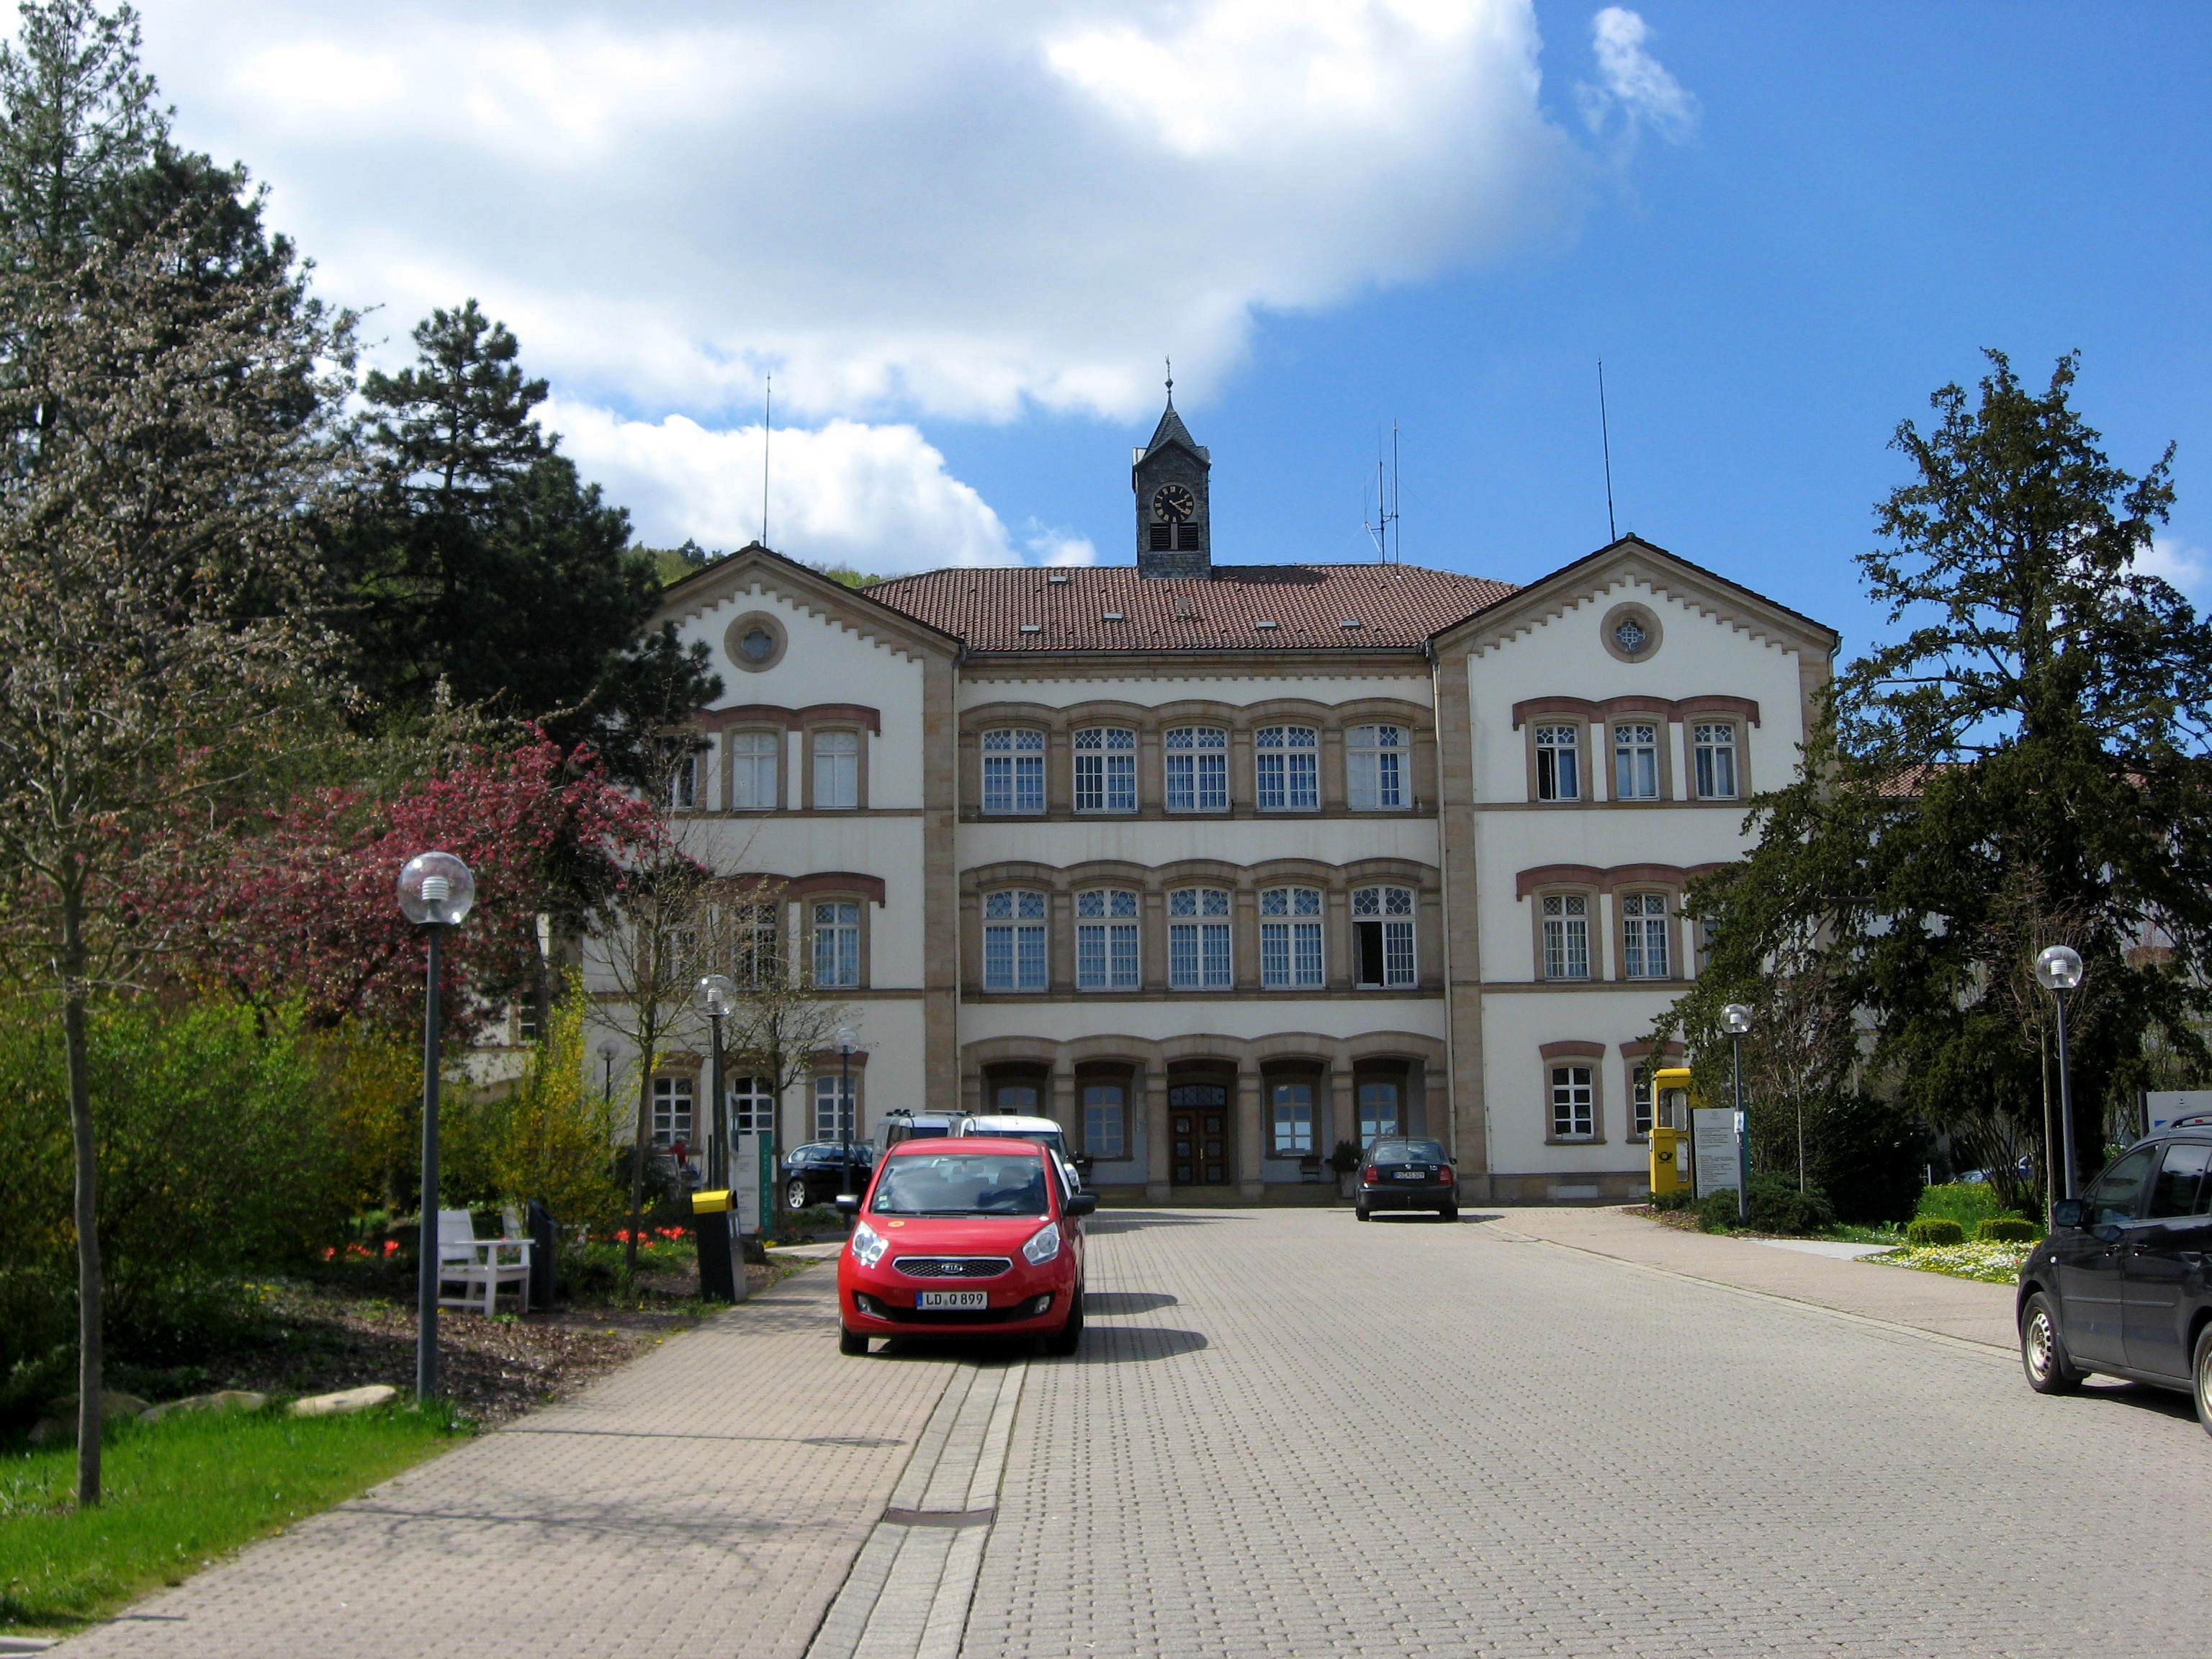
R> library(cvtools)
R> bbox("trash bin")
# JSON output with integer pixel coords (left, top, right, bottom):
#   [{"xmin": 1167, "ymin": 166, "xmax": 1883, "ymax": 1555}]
[
  {"xmin": 691, "ymin": 1189, "xmax": 743, "ymax": 1305},
  {"xmin": 526, "ymin": 1200, "xmax": 558, "ymax": 1310}
]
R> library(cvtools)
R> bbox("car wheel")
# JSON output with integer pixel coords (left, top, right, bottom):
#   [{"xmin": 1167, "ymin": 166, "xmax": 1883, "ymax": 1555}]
[
  {"xmin": 2194, "ymin": 1324, "xmax": 2212, "ymax": 1437},
  {"xmin": 1354, "ymin": 1203, "xmax": 1371, "ymax": 1222},
  {"xmin": 1439, "ymin": 1204, "xmax": 1458, "ymax": 1221},
  {"xmin": 2020, "ymin": 1291, "xmax": 2082, "ymax": 1394},
  {"xmin": 1046, "ymin": 1294, "xmax": 1084, "ymax": 1357},
  {"xmin": 786, "ymin": 1177, "xmax": 810, "ymax": 1211},
  {"xmin": 838, "ymin": 1326, "xmax": 870, "ymax": 1356}
]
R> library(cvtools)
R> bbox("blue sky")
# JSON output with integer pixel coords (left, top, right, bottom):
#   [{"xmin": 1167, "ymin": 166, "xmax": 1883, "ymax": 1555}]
[{"xmin": 138, "ymin": 0, "xmax": 2208, "ymax": 662}]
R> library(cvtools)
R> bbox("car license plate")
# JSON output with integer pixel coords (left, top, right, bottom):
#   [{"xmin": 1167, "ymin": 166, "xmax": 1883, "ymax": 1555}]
[
  {"xmin": 1393, "ymin": 1171, "xmax": 1424, "ymax": 1180},
  {"xmin": 917, "ymin": 1290, "xmax": 989, "ymax": 1310}
]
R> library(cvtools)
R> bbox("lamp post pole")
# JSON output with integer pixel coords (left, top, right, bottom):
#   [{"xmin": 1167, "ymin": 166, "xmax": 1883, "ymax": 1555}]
[
  {"xmin": 598, "ymin": 1039, "xmax": 617, "ymax": 1102},
  {"xmin": 2036, "ymin": 946, "xmax": 2085, "ymax": 1202},
  {"xmin": 398, "ymin": 853, "xmax": 475, "ymax": 1403},
  {"xmin": 837, "ymin": 1025, "xmax": 859, "ymax": 1223},
  {"xmin": 1722, "ymin": 1004, "xmax": 1753, "ymax": 1224},
  {"xmin": 696, "ymin": 976, "xmax": 736, "ymax": 1193}
]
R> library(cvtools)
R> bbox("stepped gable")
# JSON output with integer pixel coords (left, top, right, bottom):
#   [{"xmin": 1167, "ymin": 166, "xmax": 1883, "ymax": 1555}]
[{"xmin": 865, "ymin": 562, "xmax": 1518, "ymax": 653}]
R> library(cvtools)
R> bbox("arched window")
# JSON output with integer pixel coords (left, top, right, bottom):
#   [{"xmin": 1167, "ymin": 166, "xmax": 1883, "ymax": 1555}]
[
  {"xmin": 1352, "ymin": 884, "xmax": 1416, "ymax": 988},
  {"xmin": 1167, "ymin": 886, "xmax": 1232, "ymax": 989},
  {"xmin": 730, "ymin": 730, "xmax": 780, "ymax": 810},
  {"xmin": 981, "ymin": 727, "xmax": 1046, "ymax": 814},
  {"xmin": 1550, "ymin": 1064, "xmax": 1594, "ymax": 1141},
  {"xmin": 1622, "ymin": 892, "xmax": 1671, "ymax": 979},
  {"xmin": 1073, "ymin": 726, "xmax": 1137, "ymax": 812},
  {"xmin": 651, "ymin": 1074, "xmax": 695, "ymax": 1147},
  {"xmin": 1612, "ymin": 721, "xmax": 1659, "ymax": 801},
  {"xmin": 728, "ymin": 1076, "xmax": 775, "ymax": 1138},
  {"xmin": 1255, "ymin": 725, "xmax": 1318, "ymax": 811},
  {"xmin": 1347, "ymin": 724, "xmax": 1408, "ymax": 809},
  {"xmin": 1358, "ymin": 1077, "xmax": 1401, "ymax": 1142},
  {"xmin": 1693, "ymin": 721, "xmax": 1739, "ymax": 799},
  {"xmin": 1259, "ymin": 886, "xmax": 1323, "ymax": 988},
  {"xmin": 1075, "ymin": 888, "xmax": 1140, "ymax": 990},
  {"xmin": 1269, "ymin": 1079, "xmax": 1316, "ymax": 1156},
  {"xmin": 982, "ymin": 890, "xmax": 1048, "ymax": 991},
  {"xmin": 1164, "ymin": 725, "xmax": 1228, "ymax": 811},
  {"xmin": 812, "ymin": 900, "xmax": 861, "ymax": 987},
  {"xmin": 1081, "ymin": 1077, "xmax": 1130, "ymax": 1159},
  {"xmin": 1541, "ymin": 894, "xmax": 1591, "ymax": 981},
  {"xmin": 1534, "ymin": 724, "xmax": 1581, "ymax": 801},
  {"xmin": 813, "ymin": 729, "xmax": 860, "ymax": 809}
]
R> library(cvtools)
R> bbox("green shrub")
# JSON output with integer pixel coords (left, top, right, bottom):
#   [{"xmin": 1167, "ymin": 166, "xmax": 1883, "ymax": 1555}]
[
  {"xmin": 1977, "ymin": 1215, "xmax": 2041, "ymax": 1244},
  {"xmin": 1697, "ymin": 1190, "xmax": 1740, "ymax": 1233},
  {"xmin": 1905, "ymin": 1217, "xmax": 1966, "ymax": 1247},
  {"xmin": 1744, "ymin": 1172, "xmax": 1837, "ymax": 1236},
  {"xmin": 1646, "ymin": 1187, "xmax": 1699, "ymax": 1213},
  {"xmin": 1914, "ymin": 1181, "xmax": 2005, "ymax": 1237}
]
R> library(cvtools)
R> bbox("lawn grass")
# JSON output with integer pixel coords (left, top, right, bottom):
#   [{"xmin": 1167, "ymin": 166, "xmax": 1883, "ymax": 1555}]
[{"xmin": 0, "ymin": 1401, "xmax": 466, "ymax": 1635}]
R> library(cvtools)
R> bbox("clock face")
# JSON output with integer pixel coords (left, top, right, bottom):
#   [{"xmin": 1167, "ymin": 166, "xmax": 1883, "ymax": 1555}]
[{"xmin": 1151, "ymin": 483, "xmax": 1197, "ymax": 523}]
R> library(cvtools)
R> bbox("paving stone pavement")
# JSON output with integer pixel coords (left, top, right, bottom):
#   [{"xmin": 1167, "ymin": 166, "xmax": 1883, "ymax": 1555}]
[
  {"xmin": 58, "ymin": 1265, "xmax": 960, "ymax": 1659},
  {"xmin": 962, "ymin": 1207, "xmax": 2212, "ymax": 1659}
]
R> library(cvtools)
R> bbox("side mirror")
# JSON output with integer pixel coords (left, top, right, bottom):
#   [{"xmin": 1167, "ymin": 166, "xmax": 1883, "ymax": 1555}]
[
  {"xmin": 1063, "ymin": 1192, "xmax": 1099, "ymax": 1218},
  {"xmin": 2049, "ymin": 1198, "xmax": 2086, "ymax": 1229},
  {"xmin": 833, "ymin": 1195, "xmax": 859, "ymax": 1217}
]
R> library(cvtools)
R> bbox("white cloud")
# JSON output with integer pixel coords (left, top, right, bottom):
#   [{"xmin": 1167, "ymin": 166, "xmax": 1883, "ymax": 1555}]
[
  {"xmin": 132, "ymin": 0, "xmax": 1608, "ymax": 423},
  {"xmin": 1578, "ymin": 7, "xmax": 1699, "ymax": 147},
  {"xmin": 2139, "ymin": 536, "xmax": 2211, "ymax": 597},
  {"xmin": 546, "ymin": 399, "xmax": 1089, "ymax": 574}
]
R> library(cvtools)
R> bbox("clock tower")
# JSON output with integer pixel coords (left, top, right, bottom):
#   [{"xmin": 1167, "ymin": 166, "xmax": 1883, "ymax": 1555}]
[{"xmin": 1133, "ymin": 376, "xmax": 1210, "ymax": 578}]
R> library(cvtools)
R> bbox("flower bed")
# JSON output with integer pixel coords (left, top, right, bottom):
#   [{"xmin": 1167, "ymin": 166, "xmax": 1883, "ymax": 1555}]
[{"xmin": 1869, "ymin": 1241, "xmax": 2031, "ymax": 1285}]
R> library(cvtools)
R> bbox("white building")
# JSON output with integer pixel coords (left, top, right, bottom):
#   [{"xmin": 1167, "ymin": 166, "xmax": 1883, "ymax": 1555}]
[{"xmin": 595, "ymin": 398, "xmax": 1836, "ymax": 1205}]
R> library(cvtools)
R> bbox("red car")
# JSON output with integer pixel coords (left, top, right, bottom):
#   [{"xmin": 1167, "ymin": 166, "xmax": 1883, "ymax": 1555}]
[{"xmin": 835, "ymin": 1136, "xmax": 1093, "ymax": 1356}]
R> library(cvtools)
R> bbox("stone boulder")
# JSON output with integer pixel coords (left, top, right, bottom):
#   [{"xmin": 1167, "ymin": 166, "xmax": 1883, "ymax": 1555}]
[
  {"xmin": 140, "ymin": 1388, "xmax": 269, "ymax": 1424},
  {"xmin": 27, "ymin": 1392, "xmax": 150, "ymax": 1444},
  {"xmin": 288, "ymin": 1384, "xmax": 399, "ymax": 1419}
]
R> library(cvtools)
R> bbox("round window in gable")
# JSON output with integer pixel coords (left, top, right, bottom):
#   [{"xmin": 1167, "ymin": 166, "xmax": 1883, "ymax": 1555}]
[
  {"xmin": 723, "ymin": 611, "xmax": 788, "ymax": 673},
  {"xmin": 1600, "ymin": 602, "xmax": 1662, "ymax": 664}
]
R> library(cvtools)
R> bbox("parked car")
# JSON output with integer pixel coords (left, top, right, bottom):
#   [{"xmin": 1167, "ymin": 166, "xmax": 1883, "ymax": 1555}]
[
  {"xmin": 2017, "ymin": 1115, "xmax": 2212, "ymax": 1432},
  {"xmin": 780, "ymin": 1140, "xmax": 877, "ymax": 1211},
  {"xmin": 958, "ymin": 1113, "xmax": 1087, "ymax": 1187},
  {"xmin": 881, "ymin": 1108, "xmax": 971, "ymax": 1148},
  {"xmin": 836, "ymin": 1136, "xmax": 1094, "ymax": 1356},
  {"xmin": 1354, "ymin": 1137, "xmax": 1458, "ymax": 1221}
]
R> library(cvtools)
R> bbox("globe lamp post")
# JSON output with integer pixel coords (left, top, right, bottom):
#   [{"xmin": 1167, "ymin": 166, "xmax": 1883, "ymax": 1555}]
[
  {"xmin": 696, "ymin": 976, "xmax": 737, "ymax": 1190},
  {"xmin": 1722, "ymin": 1003, "xmax": 1753, "ymax": 1223},
  {"xmin": 397, "ymin": 851, "xmax": 475, "ymax": 1401},
  {"xmin": 2035, "ymin": 945, "xmax": 2085, "ymax": 1202},
  {"xmin": 598, "ymin": 1038, "xmax": 618, "ymax": 1101}
]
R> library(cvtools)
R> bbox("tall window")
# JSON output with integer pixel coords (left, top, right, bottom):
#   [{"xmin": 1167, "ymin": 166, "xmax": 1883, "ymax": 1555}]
[
  {"xmin": 729, "ymin": 1076, "xmax": 775, "ymax": 1138},
  {"xmin": 1074, "ymin": 726, "xmax": 1137, "ymax": 812},
  {"xmin": 1694, "ymin": 721, "xmax": 1739, "ymax": 799},
  {"xmin": 1542, "ymin": 894, "xmax": 1590, "ymax": 980},
  {"xmin": 1534, "ymin": 724, "xmax": 1581, "ymax": 801},
  {"xmin": 1352, "ymin": 885, "xmax": 1416, "ymax": 988},
  {"xmin": 1168, "ymin": 886, "xmax": 1232, "ymax": 988},
  {"xmin": 730, "ymin": 731, "xmax": 779, "ymax": 810},
  {"xmin": 814, "ymin": 1073, "xmax": 856, "ymax": 1139},
  {"xmin": 1164, "ymin": 726, "xmax": 1228, "ymax": 811},
  {"xmin": 1550, "ymin": 1065, "xmax": 1594, "ymax": 1140},
  {"xmin": 1255, "ymin": 725, "xmax": 1319, "ymax": 811},
  {"xmin": 813, "ymin": 729, "xmax": 860, "ymax": 809},
  {"xmin": 812, "ymin": 900, "xmax": 860, "ymax": 987},
  {"xmin": 1613, "ymin": 723, "xmax": 1659, "ymax": 800},
  {"xmin": 1259, "ymin": 886, "xmax": 1324, "ymax": 988},
  {"xmin": 731, "ymin": 901, "xmax": 780, "ymax": 985},
  {"xmin": 1631, "ymin": 1071, "xmax": 1654, "ymax": 1138},
  {"xmin": 982, "ymin": 890, "xmax": 1048, "ymax": 992},
  {"xmin": 1347, "ymin": 724, "xmax": 1408, "ymax": 809},
  {"xmin": 1269, "ymin": 1079, "xmax": 1316, "ymax": 1156},
  {"xmin": 675, "ymin": 752, "xmax": 700, "ymax": 809},
  {"xmin": 651, "ymin": 1075, "xmax": 695, "ymax": 1146},
  {"xmin": 981, "ymin": 727, "xmax": 1046, "ymax": 814},
  {"xmin": 1622, "ymin": 893, "xmax": 1670, "ymax": 979},
  {"xmin": 1082, "ymin": 1080, "xmax": 1129, "ymax": 1159},
  {"xmin": 1358, "ymin": 1079, "xmax": 1401, "ymax": 1142},
  {"xmin": 1076, "ymin": 888, "xmax": 1141, "ymax": 990}
]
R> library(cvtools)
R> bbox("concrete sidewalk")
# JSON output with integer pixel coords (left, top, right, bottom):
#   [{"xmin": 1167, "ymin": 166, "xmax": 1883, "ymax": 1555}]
[
  {"xmin": 1483, "ymin": 1205, "xmax": 2019, "ymax": 1351},
  {"xmin": 60, "ymin": 1264, "xmax": 959, "ymax": 1659}
]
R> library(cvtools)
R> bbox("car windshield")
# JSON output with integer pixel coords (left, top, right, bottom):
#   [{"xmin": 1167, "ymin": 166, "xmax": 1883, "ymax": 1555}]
[
  {"xmin": 1370, "ymin": 1139, "xmax": 1446, "ymax": 1163},
  {"xmin": 871, "ymin": 1153, "xmax": 1050, "ymax": 1216}
]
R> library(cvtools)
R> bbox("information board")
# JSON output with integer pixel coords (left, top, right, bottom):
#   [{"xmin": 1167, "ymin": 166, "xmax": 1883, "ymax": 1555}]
[
  {"xmin": 1692, "ymin": 1107, "xmax": 1740, "ymax": 1198},
  {"xmin": 2146, "ymin": 1092, "xmax": 2212, "ymax": 1134},
  {"xmin": 732, "ymin": 1133, "xmax": 763, "ymax": 1235}
]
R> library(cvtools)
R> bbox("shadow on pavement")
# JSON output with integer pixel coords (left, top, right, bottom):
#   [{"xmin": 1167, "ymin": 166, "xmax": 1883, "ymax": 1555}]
[
  {"xmin": 1369, "ymin": 1211, "xmax": 1477, "ymax": 1223},
  {"xmin": 2081, "ymin": 1377, "xmax": 2200, "ymax": 1425},
  {"xmin": 1074, "ymin": 1326, "xmax": 1208, "ymax": 1363},
  {"xmin": 1084, "ymin": 1290, "xmax": 1179, "ymax": 1316},
  {"xmin": 1087, "ymin": 1209, "xmax": 1244, "ymax": 1236}
]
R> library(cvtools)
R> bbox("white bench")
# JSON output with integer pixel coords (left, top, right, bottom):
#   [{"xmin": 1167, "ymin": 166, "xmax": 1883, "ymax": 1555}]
[{"xmin": 435, "ymin": 1208, "xmax": 531, "ymax": 1316}]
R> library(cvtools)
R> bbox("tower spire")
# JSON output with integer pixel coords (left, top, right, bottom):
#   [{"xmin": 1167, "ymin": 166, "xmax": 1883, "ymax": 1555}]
[{"xmin": 1164, "ymin": 355, "xmax": 1174, "ymax": 405}]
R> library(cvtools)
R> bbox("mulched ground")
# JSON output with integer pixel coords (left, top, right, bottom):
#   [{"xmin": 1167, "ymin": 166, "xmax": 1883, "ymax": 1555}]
[{"xmin": 189, "ymin": 1259, "xmax": 808, "ymax": 1428}]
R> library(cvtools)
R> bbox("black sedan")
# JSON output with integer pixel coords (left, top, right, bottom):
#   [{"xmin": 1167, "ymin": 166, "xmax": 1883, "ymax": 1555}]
[
  {"xmin": 2017, "ymin": 1116, "xmax": 2212, "ymax": 1431},
  {"xmin": 1354, "ymin": 1137, "xmax": 1457, "ymax": 1220},
  {"xmin": 780, "ymin": 1141, "xmax": 876, "ymax": 1211}
]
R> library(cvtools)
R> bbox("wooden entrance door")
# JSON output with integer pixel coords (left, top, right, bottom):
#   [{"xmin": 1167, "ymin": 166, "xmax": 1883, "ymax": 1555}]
[{"xmin": 1169, "ymin": 1083, "xmax": 1231, "ymax": 1185}]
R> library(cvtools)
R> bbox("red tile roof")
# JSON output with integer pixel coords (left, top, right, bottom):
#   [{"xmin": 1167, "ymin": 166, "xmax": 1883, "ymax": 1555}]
[{"xmin": 866, "ymin": 563, "xmax": 1517, "ymax": 653}]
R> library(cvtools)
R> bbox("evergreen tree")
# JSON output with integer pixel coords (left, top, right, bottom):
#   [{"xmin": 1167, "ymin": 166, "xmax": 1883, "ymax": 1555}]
[{"xmin": 1674, "ymin": 353, "xmax": 2209, "ymax": 1199}]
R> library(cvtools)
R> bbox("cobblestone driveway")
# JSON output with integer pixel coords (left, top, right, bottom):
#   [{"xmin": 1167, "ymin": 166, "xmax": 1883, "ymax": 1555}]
[{"xmin": 963, "ymin": 1208, "xmax": 2212, "ymax": 1659}]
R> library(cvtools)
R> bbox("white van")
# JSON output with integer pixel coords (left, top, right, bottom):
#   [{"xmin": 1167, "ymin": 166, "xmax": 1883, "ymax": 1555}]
[{"xmin": 958, "ymin": 1114, "xmax": 1084, "ymax": 1191}]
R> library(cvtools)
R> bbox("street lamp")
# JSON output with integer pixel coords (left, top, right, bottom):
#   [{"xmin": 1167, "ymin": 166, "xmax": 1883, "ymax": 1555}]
[
  {"xmin": 598, "ymin": 1039, "xmax": 618, "ymax": 1101},
  {"xmin": 2035, "ymin": 945, "xmax": 2085, "ymax": 1202},
  {"xmin": 1722, "ymin": 1003, "xmax": 1753, "ymax": 1223},
  {"xmin": 397, "ymin": 851, "xmax": 475, "ymax": 1403},
  {"xmin": 836, "ymin": 1025, "xmax": 860, "ymax": 1216},
  {"xmin": 695, "ymin": 975, "xmax": 737, "ymax": 1190}
]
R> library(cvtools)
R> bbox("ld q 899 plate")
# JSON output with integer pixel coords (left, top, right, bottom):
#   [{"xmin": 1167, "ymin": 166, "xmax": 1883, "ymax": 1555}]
[{"xmin": 916, "ymin": 1290, "xmax": 989, "ymax": 1310}]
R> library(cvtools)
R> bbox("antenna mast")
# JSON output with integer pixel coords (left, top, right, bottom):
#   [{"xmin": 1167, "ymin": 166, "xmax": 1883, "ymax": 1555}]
[
  {"xmin": 1598, "ymin": 359, "xmax": 1617, "ymax": 543},
  {"xmin": 1364, "ymin": 421, "xmax": 1401, "ymax": 565},
  {"xmin": 761, "ymin": 374, "xmax": 773, "ymax": 548}
]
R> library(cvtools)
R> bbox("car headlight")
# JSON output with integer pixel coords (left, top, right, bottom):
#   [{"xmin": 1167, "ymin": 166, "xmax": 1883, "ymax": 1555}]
[
  {"xmin": 849, "ymin": 1221, "xmax": 889, "ymax": 1269},
  {"xmin": 1021, "ymin": 1221, "xmax": 1062, "ymax": 1266}
]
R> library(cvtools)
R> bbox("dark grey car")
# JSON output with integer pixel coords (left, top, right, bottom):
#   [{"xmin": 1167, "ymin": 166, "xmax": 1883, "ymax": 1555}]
[
  {"xmin": 780, "ymin": 1141, "xmax": 876, "ymax": 1210},
  {"xmin": 1355, "ymin": 1137, "xmax": 1458, "ymax": 1220}
]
